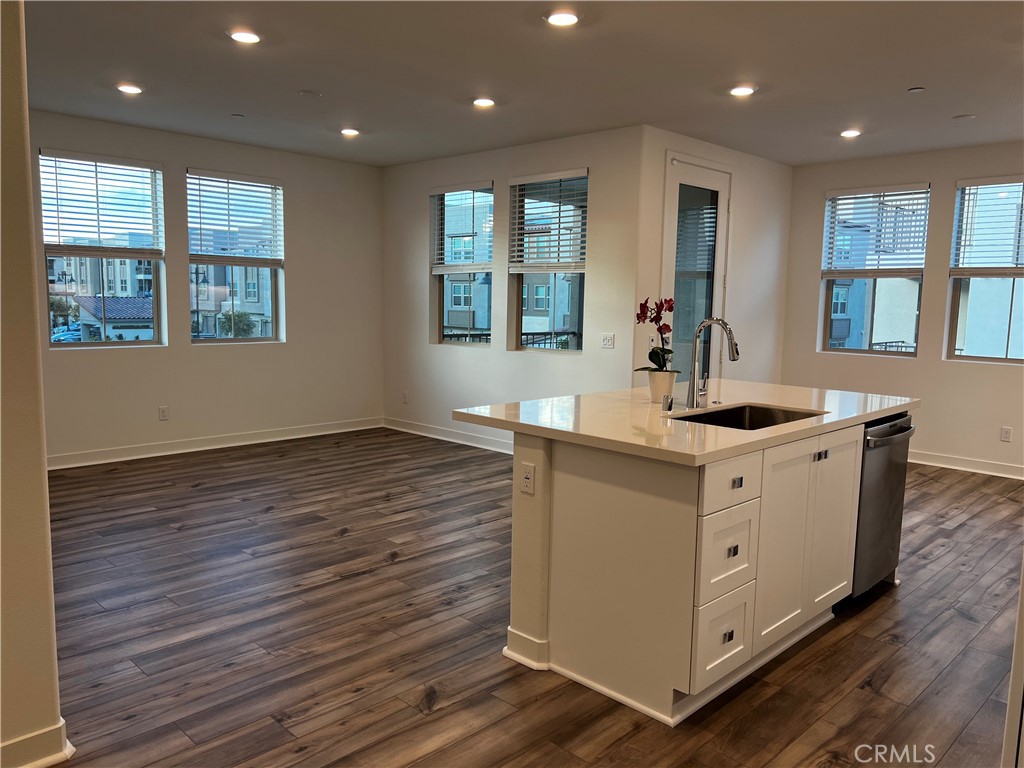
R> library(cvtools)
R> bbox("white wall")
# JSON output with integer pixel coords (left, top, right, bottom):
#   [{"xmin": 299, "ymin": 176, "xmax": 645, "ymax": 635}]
[
  {"xmin": 1, "ymin": 5, "xmax": 71, "ymax": 766},
  {"xmin": 635, "ymin": 126, "xmax": 792, "ymax": 386},
  {"xmin": 782, "ymin": 142, "xmax": 1024, "ymax": 477},
  {"xmin": 380, "ymin": 127, "xmax": 645, "ymax": 450},
  {"xmin": 380, "ymin": 125, "xmax": 792, "ymax": 450},
  {"xmin": 29, "ymin": 112, "xmax": 385, "ymax": 467}
]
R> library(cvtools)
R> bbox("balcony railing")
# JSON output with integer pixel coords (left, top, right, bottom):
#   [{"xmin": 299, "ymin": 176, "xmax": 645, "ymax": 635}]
[
  {"xmin": 870, "ymin": 340, "xmax": 916, "ymax": 353},
  {"xmin": 521, "ymin": 331, "xmax": 581, "ymax": 350}
]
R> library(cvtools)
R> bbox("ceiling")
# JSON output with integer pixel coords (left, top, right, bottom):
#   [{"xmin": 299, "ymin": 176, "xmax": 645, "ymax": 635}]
[{"xmin": 24, "ymin": 1, "xmax": 1024, "ymax": 168}]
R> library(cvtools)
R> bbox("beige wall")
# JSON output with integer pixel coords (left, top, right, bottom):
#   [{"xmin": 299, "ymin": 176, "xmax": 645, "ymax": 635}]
[
  {"xmin": 0, "ymin": 3, "xmax": 72, "ymax": 766},
  {"xmin": 782, "ymin": 142, "xmax": 1024, "ymax": 477},
  {"xmin": 29, "ymin": 112, "xmax": 385, "ymax": 467}
]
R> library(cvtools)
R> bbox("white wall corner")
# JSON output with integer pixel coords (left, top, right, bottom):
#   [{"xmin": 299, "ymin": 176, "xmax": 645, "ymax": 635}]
[{"xmin": 0, "ymin": 718, "xmax": 74, "ymax": 768}]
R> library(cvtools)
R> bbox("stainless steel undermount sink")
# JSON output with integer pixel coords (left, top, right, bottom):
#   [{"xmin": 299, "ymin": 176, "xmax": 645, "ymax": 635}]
[{"xmin": 670, "ymin": 404, "xmax": 825, "ymax": 430}]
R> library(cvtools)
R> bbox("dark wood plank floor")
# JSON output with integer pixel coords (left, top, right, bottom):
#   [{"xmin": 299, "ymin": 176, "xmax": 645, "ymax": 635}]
[{"xmin": 48, "ymin": 429, "xmax": 1022, "ymax": 767}]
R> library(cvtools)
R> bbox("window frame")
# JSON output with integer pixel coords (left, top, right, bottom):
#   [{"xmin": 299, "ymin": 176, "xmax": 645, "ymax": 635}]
[
  {"xmin": 186, "ymin": 168, "xmax": 284, "ymax": 344},
  {"xmin": 38, "ymin": 149, "xmax": 166, "ymax": 348},
  {"xmin": 819, "ymin": 184, "xmax": 931, "ymax": 357},
  {"xmin": 508, "ymin": 169, "xmax": 588, "ymax": 352},
  {"xmin": 946, "ymin": 176, "xmax": 1024, "ymax": 363},
  {"xmin": 429, "ymin": 182, "xmax": 494, "ymax": 345}
]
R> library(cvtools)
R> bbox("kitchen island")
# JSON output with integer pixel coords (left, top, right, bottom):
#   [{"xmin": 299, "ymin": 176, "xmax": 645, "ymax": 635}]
[{"xmin": 453, "ymin": 379, "xmax": 920, "ymax": 725}]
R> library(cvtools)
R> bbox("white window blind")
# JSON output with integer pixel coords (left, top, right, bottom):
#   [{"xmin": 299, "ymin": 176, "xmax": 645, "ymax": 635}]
[
  {"xmin": 676, "ymin": 199, "xmax": 717, "ymax": 273},
  {"xmin": 951, "ymin": 181, "xmax": 1024, "ymax": 274},
  {"xmin": 509, "ymin": 175, "xmax": 588, "ymax": 273},
  {"xmin": 39, "ymin": 154, "xmax": 163, "ymax": 254},
  {"xmin": 822, "ymin": 188, "xmax": 930, "ymax": 274},
  {"xmin": 429, "ymin": 187, "xmax": 494, "ymax": 274},
  {"xmin": 187, "ymin": 172, "xmax": 284, "ymax": 262}
]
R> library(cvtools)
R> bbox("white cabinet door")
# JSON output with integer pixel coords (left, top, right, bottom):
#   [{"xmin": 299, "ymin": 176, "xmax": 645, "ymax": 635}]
[
  {"xmin": 805, "ymin": 426, "xmax": 863, "ymax": 612},
  {"xmin": 753, "ymin": 436, "xmax": 816, "ymax": 655}
]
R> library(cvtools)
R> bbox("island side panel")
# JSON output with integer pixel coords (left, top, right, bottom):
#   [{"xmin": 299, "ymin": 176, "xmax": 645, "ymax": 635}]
[
  {"xmin": 546, "ymin": 441, "xmax": 701, "ymax": 721},
  {"xmin": 505, "ymin": 432, "xmax": 555, "ymax": 667}
]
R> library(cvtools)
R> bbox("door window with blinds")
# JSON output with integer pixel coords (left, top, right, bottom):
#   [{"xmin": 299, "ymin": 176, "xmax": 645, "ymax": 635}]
[
  {"xmin": 187, "ymin": 170, "xmax": 283, "ymax": 341},
  {"xmin": 39, "ymin": 152, "xmax": 164, "ymax": 345},
  {"xmin": 509, "ymin": 172, "xmax": 587, "ymax": 351},
  {"xmin": 948, "ymin": 179, "xmax": 1023, "ymax": 361},
  {"xmin": 429, "ymin": 185, "xmax": 494, "ymax": 343},
  {"xmin": 821, "ymin": 186, "xmax": 930, "ymax": 355}
]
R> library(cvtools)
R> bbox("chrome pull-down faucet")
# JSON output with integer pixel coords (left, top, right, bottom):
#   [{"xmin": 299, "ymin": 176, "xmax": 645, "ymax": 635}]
[{"xmin": 687, "ymin": 318, "xmax": 740, "ymax": 409}]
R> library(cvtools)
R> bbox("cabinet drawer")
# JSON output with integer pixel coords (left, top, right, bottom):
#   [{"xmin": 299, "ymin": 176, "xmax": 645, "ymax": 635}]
[
  {"xmin": 691, "ymin": 581, "xmax": 756, "ymax": 693},
  {"xmin": 700, "ymin": 451, "xmax": 763, "ymax": 515},
  {"xmin": 696, "ymin": 499, "xmax": 760, "ymax": 605}
]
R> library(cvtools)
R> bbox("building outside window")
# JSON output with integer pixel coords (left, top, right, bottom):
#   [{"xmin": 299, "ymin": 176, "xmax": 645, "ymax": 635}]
[
  {"xmin": 831, "ymin": 286, "xmax": 849, "ymax": 316},
  {"xmin": 948, "ymin": 178, "xmax": 1023, "ymax": 361},
  {"xmin": 821, "ymin": 186, "xmax": 930, "ymax": 355},
  {"xmin": 245, "ymin": 266, "xmax": 259, "ymax": 302},
  {"xmin": 509, "ymin": 172, "xmax": 588, "ymax": 350},
  {"xmin": 451, "ymin": 283, "xmax": 472, "ymax": 307},
  {"xmin": 533, "ymin": 284, "xmax": 550, "ymax": 310},
  {"xmin": 187, "ymin": 170, "xmax": 283, "ymax": 341},
  {"xmin": 429, "ymin": 185, "xmax": 494, "ymax": 343},
  {"xmin": 38, "ymin": 152, "xmax": 164, "ymax": 344}
]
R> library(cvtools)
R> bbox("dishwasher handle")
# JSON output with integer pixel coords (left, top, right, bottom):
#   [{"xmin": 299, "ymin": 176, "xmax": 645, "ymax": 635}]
[{"xmin": 866, "ymin": 424, "xmax": 916, "ymax": 449}]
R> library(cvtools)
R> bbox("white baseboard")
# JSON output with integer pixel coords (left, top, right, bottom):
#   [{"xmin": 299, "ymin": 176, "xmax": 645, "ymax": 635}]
[
  {"xmin": 0, "ymin": 717, "xmax": 74, "ymax": 768},
  {"xmin": 47, "ymin": 418, "xmax": 385, "ymax": 470},
  {"xmin": 382, "ymin": 417, "xmax": 513, "ymax": 455},
  {"xmin": 910, "ymin": 449, "xmax": 1023, "ymax": 480}
]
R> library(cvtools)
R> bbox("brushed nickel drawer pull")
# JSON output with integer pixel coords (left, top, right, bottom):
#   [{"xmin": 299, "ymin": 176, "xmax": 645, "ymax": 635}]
[
  {"xmin": 726, "ymin": 544, "xmax": 740, "ymax": 558},
  {"xmin": 731, "ymin": 476, "xmax": 744, "ymax": 490},
  {"xmin": 723, "ymin": 629, "xmax": 734, "ymax": 643}
]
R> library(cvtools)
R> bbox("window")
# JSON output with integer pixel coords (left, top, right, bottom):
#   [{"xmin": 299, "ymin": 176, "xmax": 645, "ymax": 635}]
[
  {"xmin": 245, "ymin": 266, "xmax": 259, "ymax": 302},
  {"xmin": 831, "ymin": 286, "xmax": 849, "ymax": 316},
  {"xmin": 821, "ymin": 186, "xmax": 929, "ymax": 355},
  {"xmin": 430, "ymin": 185, "xmax": 494, "ymax": 343},
  {"xmin": 451, "ymin": 283, "xmax": 472, "ymax": 307},
  {"xmin": 948, "ymin": 179, "xmax": 1023, "ymax": 361},
  {"xmin": 187, "ymin": 170, "xmax": 283, "ymax": 341},
  {"xmin": 509, "ymin": 172, "xmax": 587, "ymax": 350},
  {"xmin": 39, "ymin": 152, "xmax": 164, "ymax": 344}
]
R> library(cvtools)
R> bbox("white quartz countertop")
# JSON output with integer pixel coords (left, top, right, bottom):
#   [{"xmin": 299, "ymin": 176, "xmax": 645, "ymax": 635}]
[{"xmin": 452, "ymin": 379, "xmax": 920, "ymax": 466}]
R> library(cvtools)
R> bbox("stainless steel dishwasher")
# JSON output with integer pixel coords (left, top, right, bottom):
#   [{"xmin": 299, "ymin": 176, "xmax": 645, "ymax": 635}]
[{"xmin": 852, "ymin": 412, "xmax": 916, "ymax": 597}]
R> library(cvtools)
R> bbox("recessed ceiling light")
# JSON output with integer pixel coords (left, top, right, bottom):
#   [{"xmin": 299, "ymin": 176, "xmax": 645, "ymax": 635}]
[
  {"xmin": 545, "ymin": 11, "xmax": 579, "ymax": 26},
  {"xmin": 473, "ymin": 98, "xmax": 496, "ymax": 108},
  {"xmin": 729, "ymin": 85, "xmax": 758, "ymax": 97},
  {"xmin": 117, "ymin": 84, "xmax": 143, "ymax": 95},
  {"xmin": 906, "ymin": 86, "xmax": 926, "ymax": 94},
  {"xmin": 229, "ymin": 30, "xmax": 261, "ymax": 44},
  {"xmin": 840, "ymin": 129, "xmax": 862, "ymax": 138},
  {"xmin": 952, "ymin": 113, "xmax": 976, "ymax": 120},
  {"xmin": 340, "ymin": 128, "xmax": 360, "ymax": 137}
]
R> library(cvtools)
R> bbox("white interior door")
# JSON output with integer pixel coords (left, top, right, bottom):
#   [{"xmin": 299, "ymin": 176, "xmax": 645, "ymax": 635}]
[{"xmin": 661, "ymin": 154, "xmax": 731, "ymax": 384}]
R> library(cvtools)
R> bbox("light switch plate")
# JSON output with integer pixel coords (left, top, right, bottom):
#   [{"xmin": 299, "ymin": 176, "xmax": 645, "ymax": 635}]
[{"xmin": 601, "ymin": 333, "xmax": 615, "ymax": 349}]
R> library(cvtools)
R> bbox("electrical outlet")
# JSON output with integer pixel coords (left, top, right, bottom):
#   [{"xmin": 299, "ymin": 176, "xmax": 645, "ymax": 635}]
[
  {"xmin": 402, "ymin": 391, "xmax": 409, "ymax": 404},
  {"xmin": 520, "ymin": 462, "xmax": 535, "ymax": 495},
  {"xmin": 157, "ymin": 405, "xmax": 169, "ymax": 421},
  {"xmin": 1000, "ymin": 426, "xmax": 1013, "ymax": 443},
  {"xmin": 601, "ymin": 333, "xmax": 615, "ymax": 349},
  {"xmin": 649, "ymin": 334, "xmax": 657, "ymax": 350}
]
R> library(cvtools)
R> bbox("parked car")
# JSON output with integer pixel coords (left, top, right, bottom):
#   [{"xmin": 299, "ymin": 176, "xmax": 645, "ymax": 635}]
[{"xmin": 50, "ymin": 331, "xmax": 82, "ymax": 343}]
